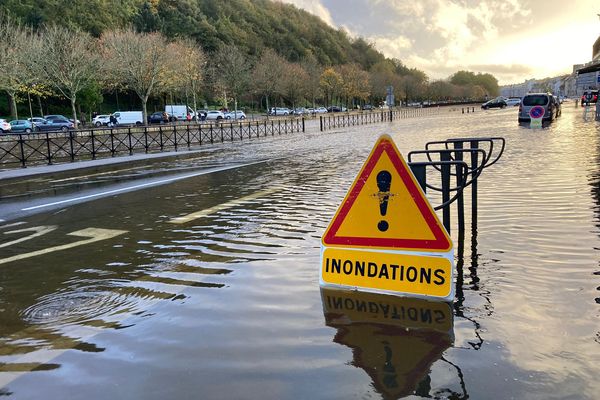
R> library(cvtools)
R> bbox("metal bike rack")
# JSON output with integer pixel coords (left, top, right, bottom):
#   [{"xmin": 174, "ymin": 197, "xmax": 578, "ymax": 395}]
[
  {"xmin": 406, "ymin": 137, "xmax": 505, "ymax": 234},
  {"xmin": 408, "ymin": 149, "xmax": 487, "ymax": 233},
  {"xmin": 428, "ymin": 137, "xmax": 505, "ymax": 229}
]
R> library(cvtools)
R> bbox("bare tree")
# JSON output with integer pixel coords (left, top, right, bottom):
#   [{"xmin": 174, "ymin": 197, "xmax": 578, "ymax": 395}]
[
  {"xmin": 168, "ymin": 38, "xmax": 206, "ymax": 122},
  {"xmin": 252, "ymin": 49, "xmax": 287, "ymax": 114},
  {"xmin": 0, "ymin": 15, "xmax": 34, "ymax": 119},
  {"xmin": 34, "ymin": 25, "xmax": 100, "ymax": 128},
  {"xmin": 212, "ymin": 44, "xmax": 250, "ymax": 114},
  {"xmin": 101, "ymin": 29, "xmax": 170, "ymax": 125}
]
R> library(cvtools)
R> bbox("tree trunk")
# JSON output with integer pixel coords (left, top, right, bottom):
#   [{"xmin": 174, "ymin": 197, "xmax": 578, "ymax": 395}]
[
  {"xmin": 8, "ymin": 92, "xmax": 18, "ymax": 120},
  {"xmin": 192, "ymin": 83, "xmax": 198, "ymax": 124},
  {"xmin": 265, "ymin": 95, "xmax": 270, "ymax": 119},
  {"xmin": 71, "ymin": 96, "xmax": 78, "ymax": 129},
  {"xmin": 37, "ymin": 95, "xmax": 44, "ymax": 116},
  {"xmin": 142, "ymin": 95, "xmax": 149, "ymax": 126}
]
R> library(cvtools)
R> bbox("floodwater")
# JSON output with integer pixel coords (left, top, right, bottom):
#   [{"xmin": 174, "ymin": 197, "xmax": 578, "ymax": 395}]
[{"xmin": 0, "ymin": 104, "xmax": 599, "ymax": 399}]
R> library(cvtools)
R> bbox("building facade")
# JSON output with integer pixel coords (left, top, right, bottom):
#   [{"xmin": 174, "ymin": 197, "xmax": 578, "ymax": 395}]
[{"xmin": 501, "ymin": 35, "xmax": 600, "ymax": 98}]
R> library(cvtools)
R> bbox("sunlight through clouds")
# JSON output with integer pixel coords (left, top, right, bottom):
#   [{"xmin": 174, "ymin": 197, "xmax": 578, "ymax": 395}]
[{"xmin": 282, "ymin": 0, "xmax": 600, "ymax": 84}]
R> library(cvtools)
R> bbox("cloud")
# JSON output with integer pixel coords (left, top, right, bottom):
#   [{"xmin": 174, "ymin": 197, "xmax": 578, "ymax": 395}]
[{"xmin": 278, "ymin": 0, "xmax": 598, "ymax": 84}]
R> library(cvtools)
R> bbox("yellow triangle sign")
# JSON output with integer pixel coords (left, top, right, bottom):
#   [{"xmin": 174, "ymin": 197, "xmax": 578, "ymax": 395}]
[{"xmin": 322, "ymin": 135, "xmax": 452, "ymax": 252}]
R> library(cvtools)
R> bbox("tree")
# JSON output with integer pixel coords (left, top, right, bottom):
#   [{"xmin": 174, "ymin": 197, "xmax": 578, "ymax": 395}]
[
  {"xmin": 173, "ymin": 38, "xmax": 207, "ymax": 122},
  {"xmin": 0, "ymin": 14, "xmax": 34, "ymax": 119},
  {"xmin": 34, "ymin": 25, "xmax": 100, "ymax": 128},
  {"xmin": 101, "ymin": 29, "xmax": 170, "ymax": 125},
  {"xmin": 338, "ymin": 63, "xmax": 370, "ymax": 108},
  {"xmin": 212, "ymin": 44, "xmax": 251, "ymax": 113},
  {"xmin": 300, "ymin": 54, "xmax": 322, "ymax": 109},
  {"xmin": 252, "ymin": 48, "xmax": 287, "ymax": 113},
  {"xmin": 280, "ymin": 62, "xmax": 308, "ymax": 109},
  {"xmin": 320, "ymin": 68, "xmax": 342, "ymax": 107}
]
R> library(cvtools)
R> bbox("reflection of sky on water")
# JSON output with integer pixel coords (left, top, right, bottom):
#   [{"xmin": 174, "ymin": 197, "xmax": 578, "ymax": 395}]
[{"xmin": 0, "ymin": 106, "xmax": 598, "ymax": 398}]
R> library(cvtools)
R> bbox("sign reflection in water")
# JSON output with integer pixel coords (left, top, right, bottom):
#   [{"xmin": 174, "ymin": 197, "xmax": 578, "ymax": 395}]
[{"xmin": 321, "ymin": 288, "xmax": 456, "ymax": 399}]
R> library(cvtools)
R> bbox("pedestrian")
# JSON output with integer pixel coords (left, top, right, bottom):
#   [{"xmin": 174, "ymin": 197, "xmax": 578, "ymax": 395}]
[{"xmin": 109, "ymin": 114, "xmax": 117, "ymax": 127}]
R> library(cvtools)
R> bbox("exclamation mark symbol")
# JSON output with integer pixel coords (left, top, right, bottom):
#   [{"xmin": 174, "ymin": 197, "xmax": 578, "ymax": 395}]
[{"xmin": 377, "ymin": 170, "xmax": 392, "ymax": 232}]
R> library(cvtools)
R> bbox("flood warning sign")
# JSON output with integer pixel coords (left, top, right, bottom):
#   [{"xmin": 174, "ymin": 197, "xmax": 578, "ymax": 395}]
[{"xmin": 320, "ymin": 135, "xmax": 454, "ymax": 301}]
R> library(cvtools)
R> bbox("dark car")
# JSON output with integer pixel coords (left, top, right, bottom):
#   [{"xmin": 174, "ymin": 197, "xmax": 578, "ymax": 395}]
[
  {"xmin": 581, "ymin": 90, "xmax": 598, "ymax": 106},
  {"xmin": 362, "ymin": 104, "xmax": 374, "ymax": 111},
  {"xmin": 29, "ymin": 117, "xmax": 74, "ymax": 132},
  {"xmin": 148, "ymin": 112, "xmax": 170, "ymax": 124},
  {"xmin": 481, "ymin": 98, "xmax": 507, "ymax": 109}
]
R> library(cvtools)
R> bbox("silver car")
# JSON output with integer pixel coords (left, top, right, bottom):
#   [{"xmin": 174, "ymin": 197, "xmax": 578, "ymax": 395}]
[{"xmin": 518, "ymin": 93, "xmax": 559, "ymax": 122}]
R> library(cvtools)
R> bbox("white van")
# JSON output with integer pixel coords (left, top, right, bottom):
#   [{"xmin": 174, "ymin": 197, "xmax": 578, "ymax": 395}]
[
  {"xmin": 113, "ymin": 111, "xmax": 143, "ymax": 126},
  {"xmin": 165, "ymin": 105, "xmax": 196, "ymax": 120}
]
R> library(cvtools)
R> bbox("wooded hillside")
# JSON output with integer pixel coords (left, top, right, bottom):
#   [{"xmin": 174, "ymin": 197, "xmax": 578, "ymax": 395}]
[{"xmin": 1, "ymin": 0, "xmax": 387, "ymax": 70}]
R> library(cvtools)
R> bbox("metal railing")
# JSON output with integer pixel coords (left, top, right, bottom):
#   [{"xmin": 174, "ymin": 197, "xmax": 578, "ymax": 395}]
[
  {"xmin": 319, "ymin": 108, "xmax": 441, "ymax": 131},
  {"xmin": 0, "ymin": 119, "xmax": 304, "ymax": 168}
]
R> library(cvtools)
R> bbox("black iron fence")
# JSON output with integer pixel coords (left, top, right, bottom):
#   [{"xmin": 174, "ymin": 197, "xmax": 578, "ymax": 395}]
[
  {"xmin": 0, "ymin": 119, "xmax": 304, "ymax": 168},
  {"xmin": 319, "ymin": 107, "xmax": 441, "ymax": 131}
]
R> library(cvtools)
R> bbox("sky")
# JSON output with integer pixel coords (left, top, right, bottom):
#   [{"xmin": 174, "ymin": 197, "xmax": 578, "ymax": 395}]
[{"xmin": 280, "ymin": 0, "xmax": 600, "ymax": 85}]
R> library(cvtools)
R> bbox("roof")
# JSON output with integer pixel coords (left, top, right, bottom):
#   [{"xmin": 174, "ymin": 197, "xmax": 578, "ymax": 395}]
[{"xmin": 577, "ymin": 62, "xmax": 600, "ymax": 75}]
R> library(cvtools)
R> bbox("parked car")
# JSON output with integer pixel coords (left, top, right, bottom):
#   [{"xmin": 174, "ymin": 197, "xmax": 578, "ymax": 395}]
[
  {"xmin": 112, "ymin": 111, "xmax": 143, "ymax": 126},
  {"xmin": 165, "ymin": 105, "xmax": 196, "ymax": 121},
  {"xmin": 362, "ymin": 104, "xmax": 375, "ymax": 111},
  {"xmin": 481, "ymin": 98, "xmax": 507, "ymax": 109},
  {"xmin": 292, "ymin": 107, "xmax": 309, "ymax": 115},
  {"xmin": 326, "ymin": 106, "xmax": 347, "ymax": 112},
  {"xmin": 196, "ymin": 110, "xmax": 208, "ymax": 121},
  {"xmin": 269, "ymin": 107, "xmax": 290, "ymax": 116},
  {"xmin": 505, "ymin": 97, "xmax": 521, "ymax": 107},
  {"xmin": 92, "ymin": 114, "xmax": 111, "ymax": 127},
  {"xmin": 0, "ymin": 118, "xmax": 12, "ymax": 133},
  {"xmin": 44, "ymin": 114, "xmax": 71, "ymax": 123},
  {"xmin": 518, "ymin": 93, "xmax": 560, "ymax": 122},
  {"xmin": 9, "ymin": 120, "xmax": 35, "ymax": 133},
  {"xmin": 28, "ymin": 117, "xmax": 74, "ymax": 131},
  {"xmin": 148, "ymin": 111, "xmax": 170, "ymax": 124},
  {"xmin": 225, "ymin": 110, "xmax": 246, "ymax": 120},
  {"xmin": 205, "ymin": 110, "xmax": 225, "ymax": 121},
  {"xmin": 314, "ymin": 107, "xmax": 328, "ymax": 113},
  {"xmin": 581, "ymin": 90, "xmax": 599, "ymax": 106}
]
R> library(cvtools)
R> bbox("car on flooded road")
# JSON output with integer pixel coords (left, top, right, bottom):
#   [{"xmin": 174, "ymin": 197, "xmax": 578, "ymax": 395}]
[
  {"xmin": 581, "ymin": 90, "xmax": 598, "ymax": 106},
  {"xmin": 481, "ymin": 97, "xmax": 507, "ymax": 109},
  {"xmin": 518, "ymin": 93, "xmax": 560, "ymax": 122}
]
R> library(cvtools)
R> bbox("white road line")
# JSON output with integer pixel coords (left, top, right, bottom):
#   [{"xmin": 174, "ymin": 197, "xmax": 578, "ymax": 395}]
[
  {"xmin": 21, "ymin": 160, "xmax": 269, "ymax": 211},
  {"xmin": 168, "ymin": 188, "xmax": 281, "ymax": 224},
  {"xmin": 48, "ymin": 165, "xmax": 148, "ymax": 183},
  {"xmin": 0, "ymin": 228, "xmax": 127, "ymax": 266},
  {"xmin": 0, "ymin": 225, "xmax": 57, "ymax": 249}
]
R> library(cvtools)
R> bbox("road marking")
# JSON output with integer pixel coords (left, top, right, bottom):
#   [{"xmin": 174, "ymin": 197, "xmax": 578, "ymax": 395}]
[
  {"xmin": 0, "ymin": 228, "xmax": 127, "ymax": 266},
  {"xmin": 0, "ymin": 324, "xmax": 100, "ymax": 387},
  {"xmin": 21, "ymin": 160, "xmax": 270, "ymax": 212},
  {"xmin": 48, "ymin": 165, "xmax": 149, "ymax": 183},
  {"xmin": 168, "ymin": 188, "xmax": 281, "ymax": 224},
  {"xmin": 0, "ymin": 225, "xmax": 57, "ymax": 248}
]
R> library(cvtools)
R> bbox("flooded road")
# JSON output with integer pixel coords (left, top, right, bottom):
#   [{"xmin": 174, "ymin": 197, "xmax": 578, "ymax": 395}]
[{"xmin": 0, "ymin": 104, "xmax": 599, "ymax": 399}]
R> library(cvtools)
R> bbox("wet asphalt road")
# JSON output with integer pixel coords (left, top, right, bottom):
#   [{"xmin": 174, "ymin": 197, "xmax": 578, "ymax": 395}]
[{"xmin": 0, "ymin": 104, "xmax": 599, "ymax": 399}]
